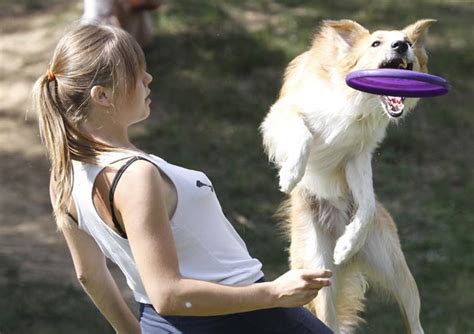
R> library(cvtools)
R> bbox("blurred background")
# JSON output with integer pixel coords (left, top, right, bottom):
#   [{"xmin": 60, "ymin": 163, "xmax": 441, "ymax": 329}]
[{"xmin": 0, "ymin": 0, "xmax": 472, "ymax": 333}]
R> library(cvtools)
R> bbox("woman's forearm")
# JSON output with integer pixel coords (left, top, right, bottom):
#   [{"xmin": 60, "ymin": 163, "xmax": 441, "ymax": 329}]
[
  {"xmin": 148, "ymin": 269, "xmax": 331, "ymax": 317},
  {"xmin": 151, "ymin": 278, "xmax": 276, "ymax": 316},
  {"xmin": 80, "ymin": 269, "xmax": 140, "ymax": 334}
]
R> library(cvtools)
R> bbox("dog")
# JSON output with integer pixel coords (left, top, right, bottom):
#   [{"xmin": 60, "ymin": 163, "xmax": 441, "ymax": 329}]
[{"xmin": 261, "ymin": 19, "xmax": 436, "ymax": 334}]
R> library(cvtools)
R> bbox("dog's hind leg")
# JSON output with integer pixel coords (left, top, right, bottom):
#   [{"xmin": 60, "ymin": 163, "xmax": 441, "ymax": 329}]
[
  {"xmin": 298, "ymin": 226, "xmax": 341, "ymax": 333},
  {"xmin": 333, "ymin": 266, "xmax": 368, "ymax": 334},
  {"xmin": 301, "ymin": 220, "xmax": 367, "ymax": 334},
  {"xmin": 358, "ymin": 203, "xmax": 424, "ymax": 334},
  {"xmin": 288, "ymin": 192, "xmax": 350, "ymax": 333}
]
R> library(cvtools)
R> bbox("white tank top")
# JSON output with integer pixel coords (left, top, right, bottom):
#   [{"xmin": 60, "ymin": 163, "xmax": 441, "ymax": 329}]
[{"xmin": 71, "ymin": 151, "xmax": 263, "ymax": 303}]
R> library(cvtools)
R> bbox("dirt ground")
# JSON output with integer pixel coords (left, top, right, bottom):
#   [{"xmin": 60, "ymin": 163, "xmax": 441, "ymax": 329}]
[{"xmin": 0, "ymin": 0, "xmax": 134, "ymax": 311}]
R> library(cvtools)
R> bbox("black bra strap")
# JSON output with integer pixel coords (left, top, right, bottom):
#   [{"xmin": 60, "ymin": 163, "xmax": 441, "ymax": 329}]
[
  {"xmin": 109, "ymin": 156, "xmax": 148, "ymax": 239},
  {"xmin": 66, "ymin": 211, "xmax": 78, "ymax": 225}
]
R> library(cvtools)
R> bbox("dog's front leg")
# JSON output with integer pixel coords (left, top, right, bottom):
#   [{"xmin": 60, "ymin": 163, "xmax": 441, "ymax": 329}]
[
  {"xmin": 277, "ymin": 118, "xmax": 313, "ymax": 194},
  {"xmin": 261, "ymin": 102, "xmax": 313, "ymax": 193},
  {"xmin": 333, "ymin": 151, "xmax": 376, "ymax": 265}
]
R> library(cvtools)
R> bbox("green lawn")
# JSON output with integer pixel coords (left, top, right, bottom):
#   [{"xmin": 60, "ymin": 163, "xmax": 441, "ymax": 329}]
[
  {"xmin": 142, "ymin": 2, "xmax": 474, "ymax": 333},
  {"xmin": 2, "ymin": 0, "xmax": 472, "ymax": 333}
]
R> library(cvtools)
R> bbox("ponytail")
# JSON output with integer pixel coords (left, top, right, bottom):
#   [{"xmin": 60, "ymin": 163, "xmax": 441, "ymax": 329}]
[
  {"xmin": 33, "ymin": 74, "xmax": 73, "ymax": 230},
  {"xmin": 34, "ymin": 72, "xmax": 116, "ymax": 230}
]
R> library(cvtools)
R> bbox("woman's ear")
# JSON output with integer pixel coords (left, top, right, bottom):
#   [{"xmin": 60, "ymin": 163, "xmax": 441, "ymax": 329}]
[{"xmin": 90, "ymin": 85, "xmax": 113, "ymax": 108}]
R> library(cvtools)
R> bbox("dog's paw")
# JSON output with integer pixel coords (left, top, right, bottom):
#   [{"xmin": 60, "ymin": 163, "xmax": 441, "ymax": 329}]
[
  {"xmin": 279, "ymin": 174, "xmax": 298, "ymax": 194},
  {"xmin": 278, "ymin": 164, "xmax": 304, "ymax": 194},
  {"xmin": 333, "ymin": 226, "xmax": 368, "ymax": 265}
]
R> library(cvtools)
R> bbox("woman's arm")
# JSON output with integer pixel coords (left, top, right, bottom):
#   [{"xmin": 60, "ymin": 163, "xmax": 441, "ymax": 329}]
[
  {"xmin": 50, "ymin": 181, "xmax": 140, "ymax": 334},
  {"xmin": 115, "ymin": 160, "xmax": 332, "ymax": 316},
  {"xmin": 62, "ymin": 219, "xmax": 141, "ymax": 333}
]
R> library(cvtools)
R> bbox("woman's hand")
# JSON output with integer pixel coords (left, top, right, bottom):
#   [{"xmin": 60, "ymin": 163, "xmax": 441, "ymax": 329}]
[{"xmin": 270, "ymin": 269, "xmax": 332, "ymax": 308}]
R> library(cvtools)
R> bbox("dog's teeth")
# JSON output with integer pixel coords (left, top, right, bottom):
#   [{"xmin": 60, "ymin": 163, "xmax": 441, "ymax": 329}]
[{"xmin": 398, "ymin": 60, "xmax": 408, "ymax": 69}]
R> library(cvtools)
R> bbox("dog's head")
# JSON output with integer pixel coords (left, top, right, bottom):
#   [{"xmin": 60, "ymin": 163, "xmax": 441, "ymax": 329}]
[{"xmin": 313, "ymin": 19, "xmax": 436, "ymax": 119}]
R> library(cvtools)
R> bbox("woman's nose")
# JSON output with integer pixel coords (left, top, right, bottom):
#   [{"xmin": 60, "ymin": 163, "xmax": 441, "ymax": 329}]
[{"xmin": 145, "ymin": 72, "xmax": 153, "ymax": 84}]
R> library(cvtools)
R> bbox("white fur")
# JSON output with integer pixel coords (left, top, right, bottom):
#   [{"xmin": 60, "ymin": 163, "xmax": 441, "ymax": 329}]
[
  {"xmin": 261, "ymin": 19, "xmax": 432, "ymax": 333},
  {"xmin": 262, "ymin": 74, "xmax": 398, "ymax": 263}
]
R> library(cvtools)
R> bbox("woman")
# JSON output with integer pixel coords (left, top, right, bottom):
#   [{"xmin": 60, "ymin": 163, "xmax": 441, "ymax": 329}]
[{"xmin": 33, "ymin": 24, "xmax": 333, "ymax": 334}]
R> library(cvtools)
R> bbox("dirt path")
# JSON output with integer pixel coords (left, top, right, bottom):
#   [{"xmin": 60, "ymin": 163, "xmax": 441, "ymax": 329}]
[{"xmin": 0, "ymin": 1, "xmax": 132, "ymax": 300}]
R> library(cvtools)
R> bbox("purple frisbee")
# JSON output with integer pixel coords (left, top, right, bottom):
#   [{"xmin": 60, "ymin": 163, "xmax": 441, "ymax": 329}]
[{"xmin": 346, "ymin": 69, "xmax": 450, "ymax": 98}]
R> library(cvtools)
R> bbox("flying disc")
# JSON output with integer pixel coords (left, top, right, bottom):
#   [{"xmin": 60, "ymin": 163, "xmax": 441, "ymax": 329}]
[{"xmin": 346, "ymin": 69, "xmax": 450, "ymax": 98}]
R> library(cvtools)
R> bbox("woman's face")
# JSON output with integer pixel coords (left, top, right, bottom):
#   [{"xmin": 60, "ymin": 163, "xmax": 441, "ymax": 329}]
[{"xmin": 117, "ymin": 70, "xmax": 153, "ymax": 126}]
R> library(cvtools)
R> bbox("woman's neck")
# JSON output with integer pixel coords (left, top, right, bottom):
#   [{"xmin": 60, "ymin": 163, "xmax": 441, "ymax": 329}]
[{"xmin": 81, "ymin": 118, "xmax": 138, "ymax": 151}]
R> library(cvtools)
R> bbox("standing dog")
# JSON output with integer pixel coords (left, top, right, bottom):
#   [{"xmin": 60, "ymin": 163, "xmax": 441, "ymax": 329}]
[{"xmin": 261, "ymin": 19, "xmax": 436, "ymax": 334}]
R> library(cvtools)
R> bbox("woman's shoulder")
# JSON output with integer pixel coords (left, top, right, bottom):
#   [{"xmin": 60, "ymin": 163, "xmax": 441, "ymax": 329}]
[
  {"xmin": 112, "ymin": 155, "xmax": 172, "ymax": 220},
  {"xmin": 111, "ymin": 155, "xmax": 164, "ymax": 192},
  {"xmin": 76, "ymin": 150, "xmax": 160, "ymax": 169},
  {"xmin": 120, "ymin": 156, "xmax": 160, "ymax": 177}
]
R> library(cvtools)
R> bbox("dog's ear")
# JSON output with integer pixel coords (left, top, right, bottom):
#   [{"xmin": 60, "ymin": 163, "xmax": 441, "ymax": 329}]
[
  {"xmin": 403, "ymin": 19, "xmax": 436, "ymax": 48},
  {"xmin": 322, "ymin": 20, "xmax": 369, "ymax": 49}
]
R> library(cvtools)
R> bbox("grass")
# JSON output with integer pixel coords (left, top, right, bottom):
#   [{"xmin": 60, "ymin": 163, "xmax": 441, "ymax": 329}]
[
  {"xmin": 140, "ymin": 1, "xmax": 474, "ymax": 333},
  {"xmin": 2, "ymin": 0, "xmax": 473, "ymax": 333},
  {"xmin": 0, "ymin": 255, "xmax": 113, "ymax": 334}
]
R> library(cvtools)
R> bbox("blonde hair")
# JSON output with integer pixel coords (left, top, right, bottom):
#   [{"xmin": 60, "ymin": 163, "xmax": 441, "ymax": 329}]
[{"xmin": 32, "ymin": 24, "xmax": 146, "ymax": 230}]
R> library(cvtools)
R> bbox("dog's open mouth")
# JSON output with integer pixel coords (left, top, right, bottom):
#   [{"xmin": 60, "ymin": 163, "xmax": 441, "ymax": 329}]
[{"xmin": 379, "ymin": 58, "xmax": 413, "ymax": 118}]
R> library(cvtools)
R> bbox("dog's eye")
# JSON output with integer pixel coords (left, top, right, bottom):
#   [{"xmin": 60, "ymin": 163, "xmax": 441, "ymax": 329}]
[{"xmin": 371, "ymin": 41, "xmax": 381, "ymax": 47}]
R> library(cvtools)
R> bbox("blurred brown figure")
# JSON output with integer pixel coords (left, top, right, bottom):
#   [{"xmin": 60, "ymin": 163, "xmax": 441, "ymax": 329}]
[{"xmin": 81, "ymin": 0, "xmax": 160, "ymax": 47}]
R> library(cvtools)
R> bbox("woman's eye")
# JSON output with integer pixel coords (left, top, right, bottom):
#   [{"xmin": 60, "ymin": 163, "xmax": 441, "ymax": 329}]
[{"xmin": 371, "ymin": 41, "xmax": 381, "ymax": 47}]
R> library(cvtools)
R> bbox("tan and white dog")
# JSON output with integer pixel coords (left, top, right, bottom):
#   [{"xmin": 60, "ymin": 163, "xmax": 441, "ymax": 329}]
[{"xmin": 261, "ymin": 19, "xmax": 436, "ymax": 334}]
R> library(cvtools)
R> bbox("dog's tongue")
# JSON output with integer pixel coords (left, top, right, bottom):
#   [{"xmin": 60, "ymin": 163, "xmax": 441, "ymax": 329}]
[
  {"xmin": 386, "ymin": 95, "xmax": 404, "ymax": 117},
  {"xmin": 387, "ymin": 96, "xmax": 403, "ymax": 108}
]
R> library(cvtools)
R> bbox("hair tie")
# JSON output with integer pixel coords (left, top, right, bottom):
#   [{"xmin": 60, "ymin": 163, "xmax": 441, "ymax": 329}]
[{"xmin": 47, "ymin": 69, "xmax": 56, "ymax": 81}]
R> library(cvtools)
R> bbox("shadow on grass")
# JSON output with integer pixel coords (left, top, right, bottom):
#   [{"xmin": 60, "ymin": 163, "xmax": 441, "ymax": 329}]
[{"xmin": 0, "ymin": 255, "xmax": 112, "ymax": 334}]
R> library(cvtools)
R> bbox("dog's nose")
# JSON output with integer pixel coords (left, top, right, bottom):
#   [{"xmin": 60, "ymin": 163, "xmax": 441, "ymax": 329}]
[{"xmin": 391, "ymin": 40, "xmax": 409, "ymax": 54}]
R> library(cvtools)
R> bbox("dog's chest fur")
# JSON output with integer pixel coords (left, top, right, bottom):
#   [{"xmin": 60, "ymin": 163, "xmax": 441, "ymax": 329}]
[{"xmin": 299, "ymin": 97, "xmax": 389, "ymax": 199}]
